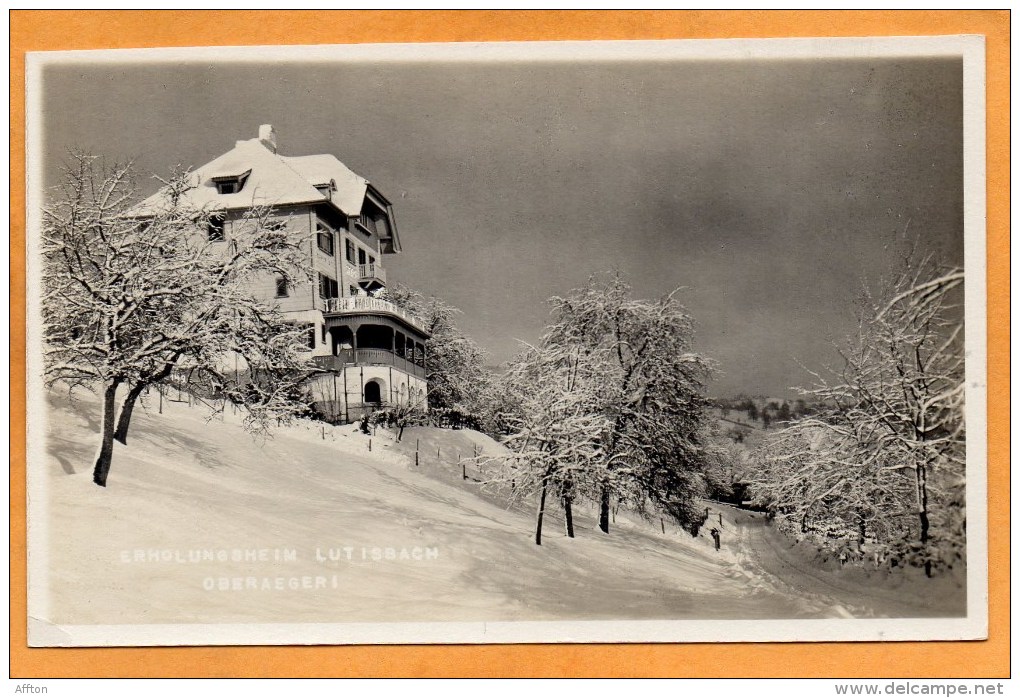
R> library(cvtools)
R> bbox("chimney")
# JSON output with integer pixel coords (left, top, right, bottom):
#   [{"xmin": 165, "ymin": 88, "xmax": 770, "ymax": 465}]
[{"xmin": 258, "ymin": 124, "xmax": 277, "ymax": 153}]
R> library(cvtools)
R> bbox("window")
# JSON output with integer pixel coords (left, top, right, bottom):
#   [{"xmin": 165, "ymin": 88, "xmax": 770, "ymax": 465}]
[
  {"xmin": 275, "ymin": 275, "xmax": 289, "ymax": 298},
  {"xmin": 345, "ymin": 239, "xmax": 356, "ymax": 264},
  {"xmin": 316, "ymin": 224, "xmax": 334, "ymax": 256},
  {"xmin": 213, "ymin": 169, "xmax": 250, "ymax": 195},
  {"xmin": 358, "ymin": 248, "xmax": 367, "ymax": 265},
  {"xmin": 349, "ymin": 285, "xmax": 358, "ymax": 297},
  {"xmin": 318, "ymin": 273, "xmax": 338, "ymax": 300},
  {"xmin": 315, "ymin": 179, "xmax": 336, "ymax": 199},
  {"xmin": 307, "ymin": 324, "xmax": 316, "ymax": 350},
  {"xmin": 207, "ymin": 215, "xmax": 225, "ymax": 241},
  {"xmin": 357, "ymin": 212, "xmax": 378, "ymax": 234}
]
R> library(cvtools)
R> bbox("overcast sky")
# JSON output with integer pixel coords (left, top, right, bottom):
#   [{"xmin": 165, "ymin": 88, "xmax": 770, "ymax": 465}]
[{"xmin": 39, "ymin": 53, "xmax": 964, "ymax": 397}]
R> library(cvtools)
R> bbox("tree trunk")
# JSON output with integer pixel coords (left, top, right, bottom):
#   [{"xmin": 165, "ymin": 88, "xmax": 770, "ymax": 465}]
[
  {"xmin": 114, "ymin": 382, "xmax": 146, "ymax": 444},
  {"xmin": 598, "ymin": 483, "xmax": 611, "ymax": 534},
  {"xmin": 535, "ymin": 476, "xmax": 549, "ymax": 546},
  {"xmin": 92, "ymin": 379, "xmax": 121, "ymax": 487},
  {"xmin": 916, "ymin": 463, "xmax": 931, "ymax": 577},
  {"xmin": 911, "ymin": 460, "xmax": 932, "ymax": 577},
  {"xmin": 560, "ymin": 476, "xmax": 575, "ymax": 538},
  {"xmin": 115, "ymin": 358, "xmax": 179, "ymax": 445}
]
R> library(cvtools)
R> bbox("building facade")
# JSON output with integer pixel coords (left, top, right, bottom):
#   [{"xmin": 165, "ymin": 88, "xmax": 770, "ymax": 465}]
[{"xmin": 144, "ymin": 125, "xmax": 429, "ymax": 422}]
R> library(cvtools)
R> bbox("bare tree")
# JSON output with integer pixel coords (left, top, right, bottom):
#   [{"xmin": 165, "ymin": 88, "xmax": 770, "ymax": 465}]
[
  {"xmin": 481, "ymin": 341, "xmax": 612, "ymax": 544},
  {"xmin": 749, "ymin": 254, "xmax": 965, "ymax": 573},
  {"xmin": 485, "ymin": 273, "xmax": 715, "ymax": 542},
  {"xmin": 544, "ymin": 274, "xmax": 714, "ymax": 535},
  {"xmin": 42, "ymin": 152, "xmax": 315, "ymax": 486}
]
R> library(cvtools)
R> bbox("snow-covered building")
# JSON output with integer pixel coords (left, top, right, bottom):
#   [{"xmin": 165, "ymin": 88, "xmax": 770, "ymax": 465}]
[{"xmin": 142, "ymin": 124, "xmax": 429, "ymax": 422}]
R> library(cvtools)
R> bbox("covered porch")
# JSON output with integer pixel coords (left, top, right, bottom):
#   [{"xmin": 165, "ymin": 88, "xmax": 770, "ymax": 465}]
[{"xmin": 313, "ymin": 318, "xmax": 427, "ymax": 379}]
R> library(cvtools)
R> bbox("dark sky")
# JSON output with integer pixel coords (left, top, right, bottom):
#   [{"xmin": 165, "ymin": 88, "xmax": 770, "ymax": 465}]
[{"xmin": 39, "ymin": 54, "xmax": 964, "ymax": 397}]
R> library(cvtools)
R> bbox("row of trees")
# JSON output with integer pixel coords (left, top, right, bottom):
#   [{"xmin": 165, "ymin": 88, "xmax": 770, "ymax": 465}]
[
  {"xmin": 747, "ymin": 254, "xmax": 966, "ymax": 575},
  {"xmin": 717, "ymin": 398, "xmax": 810, "ymax": 428},
  {"xmin": 479, "ymin": 275, "xmax": 719, "ymax": 544},
  {"xmin": 43, "ymin": 153, "xmax": 315, "ymax": 486}
]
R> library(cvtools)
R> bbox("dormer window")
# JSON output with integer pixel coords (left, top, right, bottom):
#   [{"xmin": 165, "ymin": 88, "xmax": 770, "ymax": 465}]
[
  {"xmin": 314, "ymin": 179, "xmax": 337, "ymax": 200},
  {"xmin": 211, "ymin": 169, "xmax": 251, "ymax": 195}
]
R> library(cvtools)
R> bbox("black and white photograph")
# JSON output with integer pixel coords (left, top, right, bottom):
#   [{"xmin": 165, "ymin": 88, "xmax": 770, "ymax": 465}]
[{"xmin": 25, "ymin": 36, "xmax": 987, "ymax": 646}]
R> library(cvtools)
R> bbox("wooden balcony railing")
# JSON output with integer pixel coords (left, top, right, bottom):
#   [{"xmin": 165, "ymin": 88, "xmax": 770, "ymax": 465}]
[
  {"xmin": 321, "ymin": 296, "xmax": 428, "ymax": 334},
  {"xmin": 312, "ymin": 348, "xmax": 426, "ymax": 378}
]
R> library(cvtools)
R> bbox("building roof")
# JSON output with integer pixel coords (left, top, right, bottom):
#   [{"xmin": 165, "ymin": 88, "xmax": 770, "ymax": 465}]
[
  {"xmin": 134, "ymin": 127, "xmax": 390, "ymax": 238},
  {"xmin": 281, "ymin": 154, "xmax": 369, "ymax": 217}
]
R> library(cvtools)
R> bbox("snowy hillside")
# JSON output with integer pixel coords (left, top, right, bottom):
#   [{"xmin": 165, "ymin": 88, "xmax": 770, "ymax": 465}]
[{"xmin": 33, "ymin": 388, "xmax": 965, "ymax": 629}]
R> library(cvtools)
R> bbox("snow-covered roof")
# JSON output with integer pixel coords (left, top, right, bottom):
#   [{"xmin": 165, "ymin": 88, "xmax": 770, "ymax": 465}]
[
  {"xmin": 281, "ymin": 154, "xmax": 368, "ymax": 217},
  {"xmin": 134, "ymin": 128, "xmax": 377, "ymax": 222}
]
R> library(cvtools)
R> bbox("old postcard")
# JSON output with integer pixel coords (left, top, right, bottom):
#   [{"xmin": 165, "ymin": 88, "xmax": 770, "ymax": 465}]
[{"xmin": 24, "ymin": 35, "xmax": 987, "ymax": 646}]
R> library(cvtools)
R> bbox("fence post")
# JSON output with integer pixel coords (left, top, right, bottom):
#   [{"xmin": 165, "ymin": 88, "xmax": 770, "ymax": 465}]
[
  {"xmin": 460, "ymin": 455, "xmax": 466, "ymax": 480},
  {"xmin": 369, "ymin": 439, "xmax": 372, "ymax": 452}
]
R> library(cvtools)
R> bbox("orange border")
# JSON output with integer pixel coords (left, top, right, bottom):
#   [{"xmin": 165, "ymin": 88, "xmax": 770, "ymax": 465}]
[{"xmin": 9, "ymin": 10, "xmax": 1009, "ymax": 678}]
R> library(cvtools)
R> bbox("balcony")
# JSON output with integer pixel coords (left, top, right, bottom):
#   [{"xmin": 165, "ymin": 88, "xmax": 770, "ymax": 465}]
[
  {"xmin": 355, "ymin": 212, "xmax": 377, "ymax": 235},
  {"xmin": 321, "ymin": 296, "xmax": 428, "ymax": 335},
  {"xmin": 312, "ymin": 348, "xmax": 426, "ymax": 379},
  {"xmin": 358, "ymin": 263, "xmax": 386, "ymax": 286}
]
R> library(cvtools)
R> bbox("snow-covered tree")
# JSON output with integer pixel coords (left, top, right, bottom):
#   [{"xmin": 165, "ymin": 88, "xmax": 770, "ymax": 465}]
[
  {"xmin": 487, "ymin": 273, "xmax": 715, "ymax": 541},
  {"xmin": 748, "ymin": 254, "xmax": 965, "ymax": 573},
  {"xmin": 482, "ymin": 341, "xmax": 614, "ymax": 544},
  {"xmin": 548, "ymin": 274, "xmax": 714, "ymax": 534},
  {"xmin": 380, "ymin": 284, "xmax": 492, "ymax": 416},
  {"xmin": 42, "ymin": 152, "xmax": 315, "ymax": 486}
]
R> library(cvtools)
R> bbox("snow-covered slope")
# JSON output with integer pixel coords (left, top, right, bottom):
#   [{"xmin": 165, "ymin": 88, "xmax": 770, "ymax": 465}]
[{"xmin": 33, "ymin": 388, "xmax": 964, "ymax": 628}]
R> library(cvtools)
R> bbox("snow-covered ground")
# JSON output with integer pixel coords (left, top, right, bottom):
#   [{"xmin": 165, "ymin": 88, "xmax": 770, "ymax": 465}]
[{"xmin": 32, "ymin": 387, "xmax": 965, "ymax": 629}]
